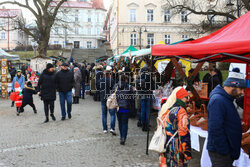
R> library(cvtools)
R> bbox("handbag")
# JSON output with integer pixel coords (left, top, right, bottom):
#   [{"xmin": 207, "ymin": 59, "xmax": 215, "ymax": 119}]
[
  {"xmin": 148, "ymin": 117, "xmax": 166, "ymax": 153},
  {"xmin": 106, "ymin": 87, "xmax": 118, "ymax": 110}
]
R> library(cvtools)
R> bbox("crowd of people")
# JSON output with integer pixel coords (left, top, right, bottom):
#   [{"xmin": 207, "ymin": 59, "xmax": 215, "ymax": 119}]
[{"xmin": 8, "ymin": 59, "xmax": 246, "ymax": 167}]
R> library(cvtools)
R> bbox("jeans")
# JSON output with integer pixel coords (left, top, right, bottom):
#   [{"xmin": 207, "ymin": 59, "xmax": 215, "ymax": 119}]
[
  {"xmin": 117, "ymin": 112, "xmax": 129, "ymax": 140},
  {"xmin": 59, "ymin": 91, "xmax": 72, "ymax": 118},
  {"xmin": 101, "ymin": 101, "xmax": 116, "ymax": 131},
  {"xmin": 140, "ymin": 98, "xmax": 152, "ymax": 124},
  {"xmin": 208, "ymin": 151, "xmax": 234, "ymax": 167},
  {"xmin": 82, "ymin": 81, "xmax": 85, "ymax": 98}
]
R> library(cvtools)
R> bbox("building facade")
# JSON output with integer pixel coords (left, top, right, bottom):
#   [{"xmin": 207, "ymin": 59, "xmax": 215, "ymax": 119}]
[
  {"xmin": 49, "ymin": 0, "xmax": 106, "ymax": 49},
  {"xmin": 108, "ymin": 0, "xmax": 233, "ymax": 55},
  {"xmin": 0, "ymin": 9, "xmax": 28, "ymax": 50}
]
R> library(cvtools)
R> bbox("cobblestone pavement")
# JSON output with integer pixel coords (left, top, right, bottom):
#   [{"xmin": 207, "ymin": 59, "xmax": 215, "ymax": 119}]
[{"xmin": 0, "ymin": 95, "xmax": 201, "ymax": 167}]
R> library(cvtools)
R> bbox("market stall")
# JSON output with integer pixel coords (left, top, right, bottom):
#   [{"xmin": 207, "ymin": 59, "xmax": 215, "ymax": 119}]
[{"xmin": 150, "ymin": 11, "xmax": 250, "ymax": 166}]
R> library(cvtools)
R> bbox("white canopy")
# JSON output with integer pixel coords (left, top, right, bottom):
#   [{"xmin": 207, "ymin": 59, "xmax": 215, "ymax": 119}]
[{"xmin": 0, "ymin": 49, "xmax": 20, "ymax": 61}]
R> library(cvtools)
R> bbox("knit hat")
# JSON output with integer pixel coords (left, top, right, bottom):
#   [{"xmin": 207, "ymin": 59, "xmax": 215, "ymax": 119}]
[
  {"xmin": 46, "ymin": 63, "xmax": 54, "ymax": 69},
  {"xmin": 26, "ymin": 81, "xmax": 33, "ymax": 88},
  {"xmin": 224, "ymin": 68, "xmax": 246, "ymax": 88},
  {"xmin": 176, "ymin": 87, "xmax": 189, "ymax": 99},
  {"xmin": 17, "ymin": 70, "xmax": 21, "ymax": 73}
]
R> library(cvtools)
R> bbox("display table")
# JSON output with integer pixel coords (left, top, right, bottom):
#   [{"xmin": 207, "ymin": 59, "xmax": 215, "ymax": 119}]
[{"xmin": 190, "ymin": 125, "xmax": 250, "ymax": 167}]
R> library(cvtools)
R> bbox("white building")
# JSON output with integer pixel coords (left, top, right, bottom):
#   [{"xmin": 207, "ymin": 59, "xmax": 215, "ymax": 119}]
[
  {"xmin": 49, "ymin": 0, "xmax": 106, "ymax": 49},
  {"xmin": 0, "ymin": 9, "xmax": 28, "ymax": 50}
]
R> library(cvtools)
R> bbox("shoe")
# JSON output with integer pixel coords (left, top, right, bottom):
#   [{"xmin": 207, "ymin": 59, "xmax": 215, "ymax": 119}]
[
  {"xmin": 17, "ymin": 112, "xmax": 20, "ymax": 116},
  {"xmin": 142, "ymin": 124, "xmax": 149, "ymax": 132},
  {"xmin": 61, "ymin": 117, "xmax": 66, "ymax": 121},
  {"xmin": 81, "ymin": 97, "xmax": 85, "ymax": 99},
  {"xmin": 68, "ymin": 114, "xmax": 72, "ymax": 119},
  {"xmin": 34, "ymin": 110, "xmax": 37, "ymax": 114},
  {"xmin": 120, "ymin": 139, "xmax": 125, "ymax": 145},
  {"xmin": 44, "ymin": 117, "xmax": 49, "ymax": 123},
  {"xmin": 11, "ymin": 103, "xmax": 14, "ymax": 107},
  {"xmin": 110, "ymin": 129, "xmax": 116, "ymax": 136},
  {"xmin": 72, "ymin": 97, "xmax": 76, "ymax": 104},
  {"xmin": 103, "ymin": 130, "xmax": 108, "ymax": 134},
  {"xmin": 51, "ymin": 114, "xmax": 56, "ymax": 121},
  {"xmin": 137, "ymin": 121, "xmax": 142, "ymax": 127}
]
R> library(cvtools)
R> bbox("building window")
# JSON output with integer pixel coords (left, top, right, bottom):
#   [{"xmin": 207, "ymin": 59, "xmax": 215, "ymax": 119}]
[
  {"xmin": 182, "ymin": 35, "xmax": 188, "ymax": 40},
  {"xmin": 54, "ymin": 27, "xmax": 59, "ymax": 34},
  {"xmin": 88, "ymin": 28, "xmax": 91, "ymax": 35},
  {"xmin": 88, "ymin": 16, "xmax": 91, "ymax": 22},
  {"xmin": 87, "ymin": 41, "xmax": 92, "ymax": 48},
  {"xmin": 75, "ymin": 28, "xmax": 79, "ymax": 35},
  {"xmin": 147, "ymin": 33, "xmax": 154, "ymax": 47},
  {"xmin": 130, "ymin": 9, "xmax": 136, "ymax": 22},
  {"xmin": 97, "ymin": 28, "xmax": 100, "ymax": 35},
  {"xmin": 147, "ymin": 9, "xmax": 154, "ymax": 22},
  {"xmin": 164, "ymin": 10, "xmax": 171, "ymax": 22},
  {"xmin": 181, "ymin": 11, "xmax": 188, "ymax": 23},
  {"xmin": 75, "ymin": 14, "xmax": 79, "ymax": 22},
  {"xmin": 165, "ymin": 35, "xmax": 170, "ymax": 44},
  {"xmin": 1, "ymin": 32, "xmax": 5, "ymax": 39},
  {"xmin": 130, "ymin": 34, "xmax": 137, "ymax": 46}
]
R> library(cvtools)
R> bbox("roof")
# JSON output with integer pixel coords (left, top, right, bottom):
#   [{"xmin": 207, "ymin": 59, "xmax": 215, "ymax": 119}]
[
  {"xmin": 0, "ymin": 9, "xmax": 21, "ymax": 18},
  {"xmin": 0, "ymin": 49, "xmax": 19, "ymax": 61},
  {"xmin": 50, "ymin": 1, "xmax": 105, "ymax": 10},
  {"xmin": 121, "ymin": 45, "xmax": 138, "ymax": 55},
  {"xmin": 151, "ymin": 12, "xmax": 250, "ymax": 63}
]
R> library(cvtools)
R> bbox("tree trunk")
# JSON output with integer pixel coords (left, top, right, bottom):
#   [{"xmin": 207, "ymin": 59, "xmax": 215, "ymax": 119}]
[{"xmin": 38, "ymin": 39, "xmax": 49, "ymax": 57}]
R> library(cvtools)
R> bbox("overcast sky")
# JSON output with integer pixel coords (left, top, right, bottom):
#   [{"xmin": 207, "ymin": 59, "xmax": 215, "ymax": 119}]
[{"xmin": 1, "ymin": 0, "xmax": 112, "ymax": 22}]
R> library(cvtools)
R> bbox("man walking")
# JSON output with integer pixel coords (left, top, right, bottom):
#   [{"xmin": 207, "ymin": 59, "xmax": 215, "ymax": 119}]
[
  {"xmin": 97, "ymin": 67, "xmax": 116, "ymax": 134},
  {"xmin": 56, "ymin": 63, "xmax": 74, "ymax": 120},
  {"xmin": 207, "ymin": 68, "xmax": 246, "ymax": 167}
]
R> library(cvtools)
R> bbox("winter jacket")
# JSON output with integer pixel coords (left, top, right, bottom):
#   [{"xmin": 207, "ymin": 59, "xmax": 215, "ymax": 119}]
[
  {"xmin": 37, "ymin": 69, "xmax": 57, "ymax": 101},
  {"xmin": 56, "ymin": 69, "xmax": 74, "ymax": 93},
  {"xmin": 136, "ymin": 72, "xmax": 155, "ymax": 97},
  {"xmin": 97, "ymin": 76, "xmax": 115, "ymax": 103},
  {"xmin": 81, "ymin": 67, "xmax": 87, "ymax": 83},
  {"xmin": 74, "ymin": 69, "xmax": 82, "ymax": 97},
  {"xmin": 95, "ymin": 69, "xmax": 104, "ymax": 87},
  {"xmin": 22, "ymin": 86, "xmax": 37, "ymax": 104},
  {"xmin": 207, "ymin": 85, "xmax": 242, "ymax": 160},
  {"xmin": 12, "ymin": 75, "xmax": 25, "ymax": 91},
  {"xmin": 114, "ymin": 81, "xmax": 133, "ymax": 110}
]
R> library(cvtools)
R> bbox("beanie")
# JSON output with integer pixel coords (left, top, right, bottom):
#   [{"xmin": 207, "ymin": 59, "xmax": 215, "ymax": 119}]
[
  {"xmin": 176, "ymin": 87, "xmax": 189, "ymax": 99},
  {"xmin": 224, "ymin": 68, "xmax": 246, "ymax": 88},
  {"xmin": 46, "ymin": 63, "xmax": 54, "ymax": 69}
]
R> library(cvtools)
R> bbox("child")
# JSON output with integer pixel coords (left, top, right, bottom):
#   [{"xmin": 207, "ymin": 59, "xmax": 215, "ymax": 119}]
[{"xmin": 18, "ymin": 81, "xmax": 37, "ymax": 116}]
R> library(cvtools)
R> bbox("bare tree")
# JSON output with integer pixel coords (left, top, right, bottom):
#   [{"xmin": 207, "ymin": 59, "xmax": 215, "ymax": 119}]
[
  {"xmin": 164, "ymin": 0, "xmax": 249, "ymax": 32},
  {"xmin": 0, "ymin": 0, "xmax": 68, "ymax": 56}
]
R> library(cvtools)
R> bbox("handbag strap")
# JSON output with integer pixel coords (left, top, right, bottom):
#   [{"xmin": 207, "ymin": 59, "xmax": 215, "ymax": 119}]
[{"xmin": 114, "ymin": 87, "xmax": 118, "ymax": 95}]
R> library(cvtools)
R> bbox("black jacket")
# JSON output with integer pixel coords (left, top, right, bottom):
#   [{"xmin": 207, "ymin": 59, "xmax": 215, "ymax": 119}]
[
  {"xmin": 56, "ymin": 69, "xmax": 74, "ymax": 93},
  {"xmin": 97, "ymin": 76, "xmax": 115, "ymax": 103},
  {"xmin": 95, "ymin": 69, "xmax": 104, "ymax": 87},
  {"xmin": 114, "ymin": 81, "xmax": 133, "ymax": 110},
  {"xmin": 22, "ymin": 86, "xmax": 37, "ymax": 104},
  {"xmin": 37, "ymin": 69, "xmax": 57, "ymax": 101},
  {"xmin": 136, "ymin": 72, "xmax": 155, "ymax": 96},
  {"xmin": 81, "ymin": 67, "xmax": 87, "ymax": 83}
]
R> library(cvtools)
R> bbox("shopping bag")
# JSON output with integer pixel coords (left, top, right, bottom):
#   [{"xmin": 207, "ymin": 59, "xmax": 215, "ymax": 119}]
[
  {"xmin": 106, "ymin": 87, "xmax": 118, "ymax": 110},
  {"xmin": 149, "ymin": 117, "xmax": 166, "ymax": 153}
]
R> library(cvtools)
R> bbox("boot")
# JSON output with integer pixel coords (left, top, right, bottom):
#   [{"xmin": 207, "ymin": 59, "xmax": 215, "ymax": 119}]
[
  {"xmin": 72, "ymin": 97, "xmax": 76, "ymax": 104},
  {"xmin": 44, "ymin": 117, "xmax": 49, "ymax": 123},
  {"xmin": 50, "ymin": 114, "xmax": 56, "ymax": 121},
  {"xmin": 76, "ymin": 97, "xmax": 79, "ymax": 104},
  {"xmin": 142, "ymin": 124, "xmax": 148, "ymax": 132}
]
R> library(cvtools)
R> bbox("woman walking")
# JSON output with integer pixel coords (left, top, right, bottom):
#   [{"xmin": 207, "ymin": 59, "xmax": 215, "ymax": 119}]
[
  {"xmin": 114, "ymin": 74, "xmax": 133, "ymax": 145},
  {"xmin": 37, "ymin": 63, "xmax": 57, "ymax": 123},
  {"xmin": 159, "ymin": 87, "xmax": 191, "ymax": 167},
  {"xmin": 73, "ymin": 67, "xmax": 82, "ymax": 104}
]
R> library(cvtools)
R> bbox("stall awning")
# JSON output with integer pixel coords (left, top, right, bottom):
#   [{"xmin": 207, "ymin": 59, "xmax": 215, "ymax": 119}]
[
  {"xmin": 121, "ymin": 45, "xmax": 138, "ymax": 55},
  {"xmin": 151, "ymin": 12, "xmax": 250, "ymax": 63},
  {"xmin": 0, "ymin": 49, "xmax": 20, "ymax": 61}
]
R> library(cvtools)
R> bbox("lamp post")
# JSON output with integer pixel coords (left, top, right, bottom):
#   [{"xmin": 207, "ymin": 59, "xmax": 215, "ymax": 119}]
[
  {"xmin": 133, "ymin": 26, "xmax": 147, "ymax": 50},
  {"xmin": 32, "ymin": 41, "xmax": 38, "ymax": 57}
]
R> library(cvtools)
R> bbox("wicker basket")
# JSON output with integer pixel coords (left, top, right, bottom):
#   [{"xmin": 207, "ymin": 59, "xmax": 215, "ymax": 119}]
[{"xmin": 197, "ymin": 117, "xmax": 208, "ymax": 130}]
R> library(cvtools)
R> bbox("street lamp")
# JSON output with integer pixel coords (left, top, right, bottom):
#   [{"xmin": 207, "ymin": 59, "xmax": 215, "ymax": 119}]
[
  {"xmin": 32, "ymin": 41, "xmax": 38, "ymax": 57},
  {"xmin": 132, "ymin": 26, "xmax": 147, "ymax": 50}
]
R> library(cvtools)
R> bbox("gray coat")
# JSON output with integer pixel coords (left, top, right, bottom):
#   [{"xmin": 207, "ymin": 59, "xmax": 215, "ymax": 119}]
[{"xmin": 74, "ymin": 68, "xmax": 82, "ymax": 97}]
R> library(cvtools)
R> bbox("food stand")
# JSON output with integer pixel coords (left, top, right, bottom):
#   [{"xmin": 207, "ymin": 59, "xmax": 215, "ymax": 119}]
[{"xmin": 150, "ymin": 11, "xmax": 250, "ymax": 166}]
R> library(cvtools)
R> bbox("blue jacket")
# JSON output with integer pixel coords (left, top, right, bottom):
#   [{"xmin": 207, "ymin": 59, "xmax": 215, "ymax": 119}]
[
  {"xmin": 207, "ymin": 85, "xmax": 242, "ymax": 160},
  {"xmin": 12, "ymin": 75, "xmax": 25, "ymax": 91}
]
